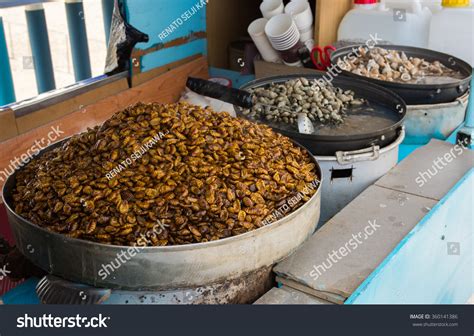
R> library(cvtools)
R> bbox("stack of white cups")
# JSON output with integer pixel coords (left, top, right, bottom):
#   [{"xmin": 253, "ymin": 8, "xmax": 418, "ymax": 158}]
[
  {"xmin": 259, "ymin": 0, "xmax": 284, "ymax": 20},
  {"xmin": 249, "ymin": 0, "xmax": 314, "ymax": 67},
  {"xmin": 248, "ymin": 18, "xmax": 282, "ymax": 64},
  {"xmin": 265, "ymin": 14, "xmax": 303, "ymax": 67},
  {"xmin": 265, "ymin": 14, "xmax": 300, "ymax": 51},
  {"xmin": 285, "ymin": 0, "xmax": 314, "ymax": 49}
]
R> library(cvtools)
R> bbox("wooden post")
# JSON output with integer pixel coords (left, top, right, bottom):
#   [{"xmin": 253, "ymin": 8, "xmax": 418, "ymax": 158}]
[{"xmin": 314, "ymin": 0, "xmax": 353, "ymax": 47}]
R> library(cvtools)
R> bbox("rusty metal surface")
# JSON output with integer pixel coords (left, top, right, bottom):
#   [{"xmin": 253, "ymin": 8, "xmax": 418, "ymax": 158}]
[
  {"xmin": 36, "ymin": 267, "xmax": 274, "ymax": 305},
  {"xmin": 104, "ymin": 266, "xmax": 274, "ymax": 304}
]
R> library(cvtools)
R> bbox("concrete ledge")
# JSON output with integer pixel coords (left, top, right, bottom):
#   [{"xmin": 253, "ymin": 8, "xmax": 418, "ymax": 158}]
[
  {"xmin": 273, "ymin": 140, "xmax": 473, "ymax": 304},
  {"xmin": 376, "ymin": 139, "xmax": 474, "ymax": 201},
  {"xmin": 254, "ymin": 285, "xmax": 333, "ymax": 305},
  {"xmin": 274, "ymin": 185, "xmax": 436, "ymax": 303}
]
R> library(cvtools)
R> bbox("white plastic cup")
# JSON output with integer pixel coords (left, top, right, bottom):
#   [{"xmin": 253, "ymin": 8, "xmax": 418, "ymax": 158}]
[
  {"xmin": 269, "ymin": 31, "xmax": 300, "ymax": 51},
  {"xmin": 290, "ymin": 0, "xmax": 309, "ymax": 4},
  {"xmin": 248, "ymin": 18, "xmax": 282, "ymax": 63},
  {"xmin": 299, "ymin": 25, "xmax": 314, "ymax": 43},
  {"xmin": 265, "ymin": 14, "xmax": 300, "ymax": 51},
  {"xmin": 272, "ymin": 33, "xmax": 300, "ymax": 51},
  {"xmin": 260, "ymin": 0, "xmax": 284, "ymax": 20},
  {"xmin": 304, "ymin": 38, "xmax": 315, "ymax": 50},
  {"xmin": 285, "ymin": 0, "xmax": 313, "ymax": 30},
  {"xmin": 264, "ymin": 14, "xmax": 295, "ymax": 38}
]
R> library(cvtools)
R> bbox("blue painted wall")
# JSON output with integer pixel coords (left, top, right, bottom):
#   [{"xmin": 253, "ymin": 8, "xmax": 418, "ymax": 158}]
[
  {"xmin": 347, "ymin": 169, "xmax": 474, "ymax": 304},
  {"xmin": 123, "ymin": 0, "xmax": 207, "ymax": 73}
]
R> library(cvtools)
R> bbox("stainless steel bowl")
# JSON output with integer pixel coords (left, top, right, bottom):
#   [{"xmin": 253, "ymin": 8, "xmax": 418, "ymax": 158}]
[{"xmin": 3, "ymin": 138, "xmax": 322, "ymax": 290}]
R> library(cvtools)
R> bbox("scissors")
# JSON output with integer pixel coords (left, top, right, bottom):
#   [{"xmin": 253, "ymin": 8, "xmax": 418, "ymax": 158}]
[{"xmin": 310, "ymin": 45, "xmax": 336, "ymax": 71}]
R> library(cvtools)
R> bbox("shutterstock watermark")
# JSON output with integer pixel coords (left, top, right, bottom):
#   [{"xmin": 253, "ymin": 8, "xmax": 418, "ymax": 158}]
[
  {"xmin": 105, "ymin": 130, "xmax": 168, "ymax": 180},
  {"xmin": 158, "ymin": 0, "xmax": 209, "ymax": 41},
  {"xmin": 316, "ymin": 33, "xmax": 382, "ymax": 87},
  {"xmin": 309, "ymin": 220, "xmax": 380, "ymax": 281},
  {"xmin": 415, "ymin": 138, "xmax": 470, "ymax": 188},
  {"xmin": 0, "ymin": 125, "xmax": 64, "ymax": 183},
  {"xmin": 98, "ymin": 220, "xmax": 169, "ymax": 280},
  {"xmin": 17, "ymin": 314, "xmax": 109, "ymax": 329},
  {"xmin": 0, "ymin": 263, "xmax": 10, "ymax": 280}
]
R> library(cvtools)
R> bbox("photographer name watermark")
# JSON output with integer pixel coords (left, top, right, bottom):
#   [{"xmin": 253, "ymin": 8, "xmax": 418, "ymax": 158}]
[
  {"xmin": 158, "ymin": 0, "xmax": 209, "ymax": 41},
  {"xmin": 105, "ymin": 130, "xmax": 169, "ymax": 180},
  {"xmin": 261, "ymin": 178, "xmax": 320, "ymax": 226}
]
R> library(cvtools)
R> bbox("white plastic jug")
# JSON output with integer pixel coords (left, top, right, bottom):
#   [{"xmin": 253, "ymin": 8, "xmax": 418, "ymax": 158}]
[
  {"xmin": 387, "ymin": 0, "xmax": 442, "ymax": 11},
  {"xmin": 428, "ymin": 0, "xmax": 474, "ymax": 66},
  {"xmin": 421, "ymin": 0, "xmax": 442, "ymax": 12},
  {"xmin": 338, "ymin": 0, "xmax": 432, "ymax": 47}
]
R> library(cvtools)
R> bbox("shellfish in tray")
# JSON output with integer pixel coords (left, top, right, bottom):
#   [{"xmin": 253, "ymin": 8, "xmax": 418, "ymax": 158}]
[{"xmin": 338, "ymin": 47, "xmax": 463, "ymax": 85}]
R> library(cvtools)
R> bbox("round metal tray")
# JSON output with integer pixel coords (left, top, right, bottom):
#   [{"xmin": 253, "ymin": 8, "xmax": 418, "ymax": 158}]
[{"xmin": 3, "ymin": 138, "xmax": 322, "ymax": 290}]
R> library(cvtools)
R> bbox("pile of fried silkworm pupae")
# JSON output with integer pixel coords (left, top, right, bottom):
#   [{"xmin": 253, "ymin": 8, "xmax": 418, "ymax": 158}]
[{"xmin": 12, "ymin": 102, "xmax": 319, "ymax": 246}]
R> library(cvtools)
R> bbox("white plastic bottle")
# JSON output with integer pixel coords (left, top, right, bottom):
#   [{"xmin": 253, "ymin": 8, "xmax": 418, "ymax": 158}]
[
  {"xmin": 421, "ymin": 0, "xmax": 442, "ymax": 13},
  {"xmin": 338, "ymin": 0, "xmax": 432, "ymax": 47},
  {"xmin": 429, "ymin": 0, "xmax": 474, "ymax": 66},
  {"xmin": 386, "ymin": 0, "xmax": 441, "ymax": 11}
]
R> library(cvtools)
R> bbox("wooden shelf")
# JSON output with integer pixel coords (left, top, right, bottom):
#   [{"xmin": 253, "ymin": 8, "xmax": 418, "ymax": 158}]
[{"xmin": 207, "ymin": 0, "xmax": 352, "ymax": 69}]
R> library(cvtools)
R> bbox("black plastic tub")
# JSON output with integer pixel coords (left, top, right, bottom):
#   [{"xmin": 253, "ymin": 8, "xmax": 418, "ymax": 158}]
[
  {"xmin": 237, "ymin": 74, "xmax": 406, "ymax": 156},
  {"xmin": 330, "ymin": 45, "xmax": 472, "ymax": 105}
]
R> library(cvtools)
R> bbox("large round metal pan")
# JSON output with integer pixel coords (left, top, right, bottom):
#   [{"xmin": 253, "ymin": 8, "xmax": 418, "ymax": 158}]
[
  {"xmin": 330, "ymin": 44, "xmax": 472, "ymax": 105},
  {"xmin": 3, "ymin": 138, "xmax": 322, "ymax": 290},
  {"xmin": 237, "ymin": 74, "xmax": 406, "ymax": 156}
]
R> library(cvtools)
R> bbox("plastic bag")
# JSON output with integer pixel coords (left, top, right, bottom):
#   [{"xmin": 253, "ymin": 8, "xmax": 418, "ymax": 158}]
[
  {"xmin": 105, "ymin": 0, "xmax": 149, "ymax": 75},
  {"xmin": 179, "ymin": 88, "xmax": 237, "ymax": 118}
]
